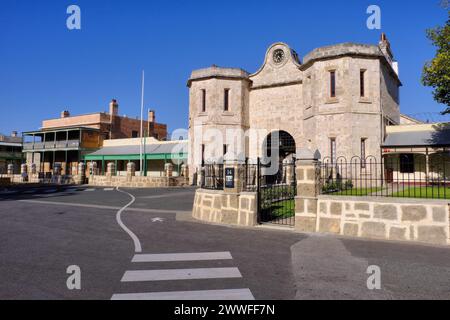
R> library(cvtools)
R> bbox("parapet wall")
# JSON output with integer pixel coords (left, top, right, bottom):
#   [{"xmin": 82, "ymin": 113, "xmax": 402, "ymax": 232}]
[
  {"xmin": 193, "ymin": 189, "xmax": 257, "ymax": 227},
  {"xmin": 88, "ymin": 175, "xmax": 176, "ymax": 188},
  {"xmin": 315, "ymin": 196, "xmax": 450, "ymax": 245}
]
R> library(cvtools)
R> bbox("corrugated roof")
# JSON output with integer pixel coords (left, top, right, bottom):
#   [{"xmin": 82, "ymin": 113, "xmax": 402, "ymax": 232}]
[
  {"xmin": 87, "ymin": 141, "xmax": 187, "ymax": 156},
  {"xmin": 383, "ymin": 129, "xmax": 450, "ymax": 147}
]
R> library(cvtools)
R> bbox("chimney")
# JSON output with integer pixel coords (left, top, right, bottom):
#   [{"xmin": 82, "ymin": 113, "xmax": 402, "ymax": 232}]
[
  {"xmin": 61, "ymin": 110, "xmax": 70, "ymax": 118},
  {"xmin": 148, "ymin": 109, "xmax": 155, "ymax": 123},
  {"xmin": 11, "ymin": 131, "xmax": 17, "ymax": 137},
  {"xmin": 148, "ymin": 109, "xmax": 155, "ymax": 137},
  {"xmin": 379, "ymin": 32, "xmax": 393, "ymax": 64},
  {"xmin": 109, "ymin": 99, "xmax": 119, "ymax": 116}
]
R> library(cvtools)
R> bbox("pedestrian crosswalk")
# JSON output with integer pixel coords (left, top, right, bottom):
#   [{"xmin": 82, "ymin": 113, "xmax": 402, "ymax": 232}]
[{"xmin": 111, "ymin": 251, "xmax": 255, "ymax": 300}]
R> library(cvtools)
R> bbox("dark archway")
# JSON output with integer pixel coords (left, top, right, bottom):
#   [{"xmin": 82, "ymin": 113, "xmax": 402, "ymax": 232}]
[{"xmin": 264, "ymin": 130, "xmax": 296, "ymax": 161}]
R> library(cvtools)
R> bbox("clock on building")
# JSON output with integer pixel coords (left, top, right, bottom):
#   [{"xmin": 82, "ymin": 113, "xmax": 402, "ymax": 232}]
[{"xmin": 272, "ymin": 49, "xmax": 285, "ymax": 64}]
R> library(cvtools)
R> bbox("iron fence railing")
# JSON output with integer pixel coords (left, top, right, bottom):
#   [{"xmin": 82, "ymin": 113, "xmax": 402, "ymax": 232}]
[
  {"xmin": 321, "ymin": 155, "xmax": 450, "ymax": 199},
  {"xmin": 201, "ymin": 164, "xmax": 224, "ymax": 190}
]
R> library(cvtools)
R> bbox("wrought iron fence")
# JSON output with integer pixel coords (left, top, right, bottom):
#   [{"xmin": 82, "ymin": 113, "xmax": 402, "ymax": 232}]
[
  {"xmin": 201, "ymin": 164, "xmax": 224, "ymax": 190},
  {"xmin": 321, "ymin": 155, "xmax": 450, "ymax": 199}
]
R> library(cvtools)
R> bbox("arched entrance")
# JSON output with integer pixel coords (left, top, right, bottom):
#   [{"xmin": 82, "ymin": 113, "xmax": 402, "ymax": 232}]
[
  {"xmin": 264, "ymin": 130, "xmax": 296, "ymax": 161},
  {"xmin": 258, "ymin": 130, "xmax": 296, "ymax": 226}
]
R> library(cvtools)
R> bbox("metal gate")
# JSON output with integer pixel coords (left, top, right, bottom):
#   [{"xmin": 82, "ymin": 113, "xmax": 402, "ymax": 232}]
[{"xmin": 245, "ymin": 158, "xmax": 296, "ymax": 226}]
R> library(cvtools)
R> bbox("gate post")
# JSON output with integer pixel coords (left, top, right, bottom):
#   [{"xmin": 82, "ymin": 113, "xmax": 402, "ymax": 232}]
[{"xmin": 295, "ymin": 149, "xmax": 320, "ymax": 232}]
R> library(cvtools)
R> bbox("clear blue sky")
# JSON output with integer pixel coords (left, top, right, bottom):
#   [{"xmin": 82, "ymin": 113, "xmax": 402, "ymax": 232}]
[{"xmin": 0, "ymin": 0, "xmax": 448, "ymax": 136}]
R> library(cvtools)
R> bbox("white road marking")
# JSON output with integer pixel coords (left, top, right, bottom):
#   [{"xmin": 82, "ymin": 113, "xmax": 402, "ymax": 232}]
[
  {"xmin": 139, "ymin": 192, "xmax": 194, "ymax": 199},
  {"xmin": 18, "ymin": 199, "xmax": 191, "ymax": 214},
  {"xmin": 111, "ymin": 288, "xmax": 254, "ymax": 300},
  {"xmin": 151, "ymin": 217, "xmax": 164, "ymax": 223},
  {"xmin": 84, "ymin": 189, "xmax": 95, "ymax": 192},
  {"xmin": 121, "ymin": 267, "xmax": 242, "ymax": 282},
  {"xmin": 132, "ymin": 251, "xmax": 233, "ymax": 263},
  {"xmin": 104, "ymin": 188, "xmax": 114, "ymax": 191},
  {"xmin": 115, "ymin": 187, "xmax": 142, "ymax": 253}
]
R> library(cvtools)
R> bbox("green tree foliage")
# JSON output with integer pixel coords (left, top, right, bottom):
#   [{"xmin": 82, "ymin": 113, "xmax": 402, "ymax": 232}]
[{"xmin": 421, "ymin": 11, "xmax": 450, "ymax": 113}]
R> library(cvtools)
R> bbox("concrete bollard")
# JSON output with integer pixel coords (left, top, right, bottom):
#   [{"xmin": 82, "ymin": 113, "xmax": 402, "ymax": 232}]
[{"xmin": 165, "ymin": 162, "xmax": 173, "ymax": 177}]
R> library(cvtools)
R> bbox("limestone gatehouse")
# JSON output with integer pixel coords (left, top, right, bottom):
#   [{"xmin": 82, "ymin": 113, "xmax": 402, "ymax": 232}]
[
  {"xmin": 188, "ymin": 34, "xmax": 401, "ymax": 183},
  {"xmin": 189, "ymin": 34, "xmax": 450, "ymax": 246}
]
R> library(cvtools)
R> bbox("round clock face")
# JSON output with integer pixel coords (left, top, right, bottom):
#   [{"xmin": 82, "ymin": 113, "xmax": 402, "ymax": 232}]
[{"xmin": 272, "ymin": 49, "xmax": 285, "ymax": 64}]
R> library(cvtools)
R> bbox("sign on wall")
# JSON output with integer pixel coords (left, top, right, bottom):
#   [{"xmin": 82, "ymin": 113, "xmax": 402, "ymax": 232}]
[{"xmin": 225, "ymin": 168, "xmax": 235, "ymax": 188}]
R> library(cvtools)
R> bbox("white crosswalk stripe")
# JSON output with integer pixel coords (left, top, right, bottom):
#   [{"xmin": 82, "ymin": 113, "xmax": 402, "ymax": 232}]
[
  {"xmin": 111, "ymin": 288, "xmax": 254, "ymax": 300},
  {"xmin": 111, "ymin": 251, "xmax": 254, "ymax": 300},
  {"xmin": 121, "ymin": 267, "xmax": 242, "ymax": 282},
  {"xmin": 132, "ymin": 251, "xmax": 233, "ymax": 262}
]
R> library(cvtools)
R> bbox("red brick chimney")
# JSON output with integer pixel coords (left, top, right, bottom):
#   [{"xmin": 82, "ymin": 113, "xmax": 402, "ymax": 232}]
[
  {"xmin": 61, "ymin": 110, "xmax": 70, "ymax": 118},
  {"xmin": 148, "ymin": 109, "xmax": 155, "ymax": 137},
  {"xmin": 109, "ymin": 99, "xmax": 119, "ymax": 116}
]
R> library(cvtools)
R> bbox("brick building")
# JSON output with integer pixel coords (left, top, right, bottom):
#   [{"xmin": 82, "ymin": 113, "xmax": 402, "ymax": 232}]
[
  {"xmin": 0, "ymin": 131, "xmax": 22, "ymax": 174},
  {"xmin": 23, "ymin": 99, "xmax": 167, "ymax": 175}
]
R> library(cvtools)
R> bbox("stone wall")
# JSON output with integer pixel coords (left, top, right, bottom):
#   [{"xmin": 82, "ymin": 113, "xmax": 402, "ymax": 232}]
[
  {"xmin": 315, "ymin": 196, "xmax": 450, "ymax": 245},
  {"xmin": 88, "ymin": 175, "xmax": 175, "ymax": 188},
  {"xmin": 192, "ymin": 189, "xmax": 257, "ymax": 227},
  {"xmin": 0, "ymin": 177, "xmax": 11, "ymax": 186}
]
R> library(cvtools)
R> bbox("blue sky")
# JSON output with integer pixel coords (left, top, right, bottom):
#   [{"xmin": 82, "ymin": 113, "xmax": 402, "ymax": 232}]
[{"xmin": 0, "ymin": 0, "xmax": 448, "ymax": 137}]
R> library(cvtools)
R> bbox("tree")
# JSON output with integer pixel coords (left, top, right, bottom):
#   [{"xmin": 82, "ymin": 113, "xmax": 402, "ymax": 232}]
[{"xmin": 421, "ymin": 10, "xmax": 450, "ymax": 113}]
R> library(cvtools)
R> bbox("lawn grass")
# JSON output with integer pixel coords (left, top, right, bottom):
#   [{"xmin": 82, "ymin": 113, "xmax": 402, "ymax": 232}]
[
  {"xmin": 327, "ymin": 187, "xmax": 383, "ymax": 196},
  {"xmin": 262, "ymin": 199, "xmax": 295, "ymax": 218},
  {"xmin": 391, "ymin": 186, "xmax": 450, "ymax": 199}
]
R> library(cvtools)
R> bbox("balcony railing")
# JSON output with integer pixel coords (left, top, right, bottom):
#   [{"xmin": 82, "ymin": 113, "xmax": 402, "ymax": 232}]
[
  {"xmin": 23, "ymin": 140, "xmax": 80, "ymax": 151},
  {"xmin": 0, "ymin": 151, "xmax": 22, "ymax": 159}
]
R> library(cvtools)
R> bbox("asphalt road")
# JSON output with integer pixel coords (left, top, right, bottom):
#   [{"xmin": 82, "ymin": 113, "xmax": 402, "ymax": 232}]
[{"xmin": 0, "ymin": 185, "xmax": 449, "ymax": 300}]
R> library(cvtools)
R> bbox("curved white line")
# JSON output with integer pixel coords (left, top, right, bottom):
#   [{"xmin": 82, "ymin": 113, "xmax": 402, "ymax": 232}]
[{"xmin": 115, "ymin": 187, "xmax": 142, "ymax": 253}]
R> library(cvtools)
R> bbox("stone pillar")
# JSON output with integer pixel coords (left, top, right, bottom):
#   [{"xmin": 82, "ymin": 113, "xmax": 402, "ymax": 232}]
[
  {"xmin": 7, "ymin": 164, "xmax": 14, "ymax": 176},
  {"xmin": 30, "ymin": 163, "xmax": 37, "ymax": 175},
  {"xmin": 181, "ymin": 164, "xmax": 189, "ymax": 184},
  {"xmin": 284, "ymin": 158, "xmax": 294, "ymax": 185},
  {"xmin": 71, "ymin": 163, "xmax": 78, "ymax": 176},
  {"xmin": 89, "ymin": 161, "xmax": 98, "ymax": 176},
  {"xmin": 78, "ymin": 162, "xmax": 86, "ymax": 183},
  {"xmin": 53, "ymin": 163, "xmax": 62, "ymax": 176},
  {"xmin": 106, "ymin": 162, "xmax": 116, "ymax": 177},
  {"xmin": 127, "ymin": 162, "xmax": 136, "ymax": 177},
  {"xmin": 223, "ymin": 160, "xmax": 244, "ymax": 194},
  {"xmin": 21, "ymin": 164, "xmax": 28, "ymax": 175},
  {"xmin": 165, "ymin": 162, "xmax": 173, "ymax": 177},
  {"xmin": 295, "ymin": 149, "xmax": 321, "ymax": 233},
  {"xmin": 61, "ymin": 162, "xmax": 67, "ymax": 176}
]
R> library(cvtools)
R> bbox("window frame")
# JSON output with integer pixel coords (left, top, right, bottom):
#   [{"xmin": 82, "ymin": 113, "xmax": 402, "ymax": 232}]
[
  {"xmin": 399, "ymin": 154, "xmax": 415, "ymax": 174},
  {"xmin": 329, "ymin": 70, "xmax": 336, "ymax": 98},
  {"xmin": 361, "ymin": 138, "xmax": 367, "ymax": 168},
  {"xmin": 224, "ymin": 88, "xmax": 230, "ymax": 111},
  {"xmin": 330, "ymin": 138, "xmax": 336, "ymax": 164},
  {"xmin": 360, "ymin": 69, "xmax": 366, "ymax": 97},
  {"xmin": 201, "ymin": 89, "xmax": 206, "ymax": 112}
]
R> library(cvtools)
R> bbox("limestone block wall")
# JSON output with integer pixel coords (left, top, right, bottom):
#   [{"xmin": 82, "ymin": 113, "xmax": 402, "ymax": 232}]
[
  {"xmin": 316, "ymin": 196, "xmax": 450, "ymax": 245},
  {"xmin": 88, "ymin": 175, "xmax": 175, "ymax": 188},
  {"xmin": 192, "ymin": 189, "xmax": 257, "ymax": 227}
]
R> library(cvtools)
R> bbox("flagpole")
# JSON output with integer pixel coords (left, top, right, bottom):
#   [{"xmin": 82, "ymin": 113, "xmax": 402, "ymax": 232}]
[{"xmin": 140, "ymin": 70, "xmax": 144, "ymax": 176}]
